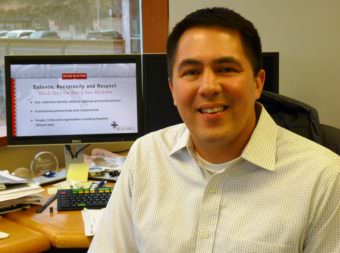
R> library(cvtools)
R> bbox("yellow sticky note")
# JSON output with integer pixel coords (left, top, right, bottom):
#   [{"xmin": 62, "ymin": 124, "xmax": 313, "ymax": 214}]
[
  {"xmin": 66, "ymin": 163, "xmax": 89, "ymax": 182},
  {"xmin": 47, "ymin": 187, "xmax": 58, "ymax": 195}
]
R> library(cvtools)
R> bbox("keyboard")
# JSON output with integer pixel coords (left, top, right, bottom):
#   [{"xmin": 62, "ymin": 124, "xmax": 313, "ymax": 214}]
[{"xmin": 57, "ymin": 187, "xmax": 113, "ymax": 211}]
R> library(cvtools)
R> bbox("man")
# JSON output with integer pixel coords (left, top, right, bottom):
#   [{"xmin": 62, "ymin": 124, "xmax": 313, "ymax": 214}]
[{"xmin": 89, "ymin": 7, "xmax": 340, "ymax": 253}]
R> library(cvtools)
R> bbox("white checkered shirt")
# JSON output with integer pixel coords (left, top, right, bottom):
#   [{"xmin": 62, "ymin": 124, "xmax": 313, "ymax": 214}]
[{"xmin": 88, "ymin": 106, "xmax": 340, "ymax": 253}]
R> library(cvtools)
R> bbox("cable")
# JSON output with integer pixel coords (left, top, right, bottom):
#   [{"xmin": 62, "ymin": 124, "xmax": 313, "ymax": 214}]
[
  {"xmin": 74, "ymin": 144, "xmax": 91, "ymax": 158},
  {"xmin": 64, "ymin": 145, "xmax": 74, "ymax": 159}
]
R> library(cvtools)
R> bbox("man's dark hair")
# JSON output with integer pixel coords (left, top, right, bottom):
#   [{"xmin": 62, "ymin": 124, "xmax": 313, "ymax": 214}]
[{"xmin": 167, "ymin": 7, "xmax": 262, "ymax": 79}]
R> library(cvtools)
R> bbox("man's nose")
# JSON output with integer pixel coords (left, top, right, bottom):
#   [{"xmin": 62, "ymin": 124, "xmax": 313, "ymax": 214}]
[{"xmin": 198, "ymin": 69, "xmax": 222, "ymax": 97}]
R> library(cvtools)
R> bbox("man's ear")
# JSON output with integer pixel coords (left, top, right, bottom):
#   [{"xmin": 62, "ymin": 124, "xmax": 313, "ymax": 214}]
[
  {"xmin": 255, "ymin": 69, "xmax": 265, "ymax": 99},
  {"xmin": 168, "ymin": 78, "xmax": 177, "ymax": 106}
]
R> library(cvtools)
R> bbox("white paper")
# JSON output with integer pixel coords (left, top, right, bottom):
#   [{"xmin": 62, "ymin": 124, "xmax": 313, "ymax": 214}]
[
  {"xmin": 0, "ymin": 171, "xmax": 28, "ymax": 184},
  {"xmin": 81, "ymin": 208, "xmax": 105, "ymax": 236},
  {"xmin": 0, "ymin": 184, "xmax": 43, "ymax": 202}
]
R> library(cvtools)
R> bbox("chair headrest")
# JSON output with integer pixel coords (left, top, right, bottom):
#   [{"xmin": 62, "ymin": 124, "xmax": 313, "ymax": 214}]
[{"xmin": 259, "ymin": 91, "xmax": 323, "ymax": 144}]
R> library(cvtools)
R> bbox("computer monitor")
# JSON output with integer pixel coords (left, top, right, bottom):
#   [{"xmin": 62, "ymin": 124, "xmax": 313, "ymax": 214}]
[
  {"xmin": 142, "ymin": 52, "xmax": 279, "ymax": 133},
  {"xmin": 262, "ymin": 52, "xmax": 279, "ymax": 93},
  {"xmin": 5, "ymin": 55, "xmax": 143, "ymax": 146}
]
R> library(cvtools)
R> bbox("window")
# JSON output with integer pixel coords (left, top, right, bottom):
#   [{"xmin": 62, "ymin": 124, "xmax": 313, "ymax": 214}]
[{"xmin": 0, "ymin": 0, "xmax": 142, "ymax": 142}]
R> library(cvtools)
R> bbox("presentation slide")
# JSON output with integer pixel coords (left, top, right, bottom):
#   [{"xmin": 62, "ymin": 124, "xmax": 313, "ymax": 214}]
[{"xmin": 11, "ymin": 63, "xmax": 138, "ymax": 136}]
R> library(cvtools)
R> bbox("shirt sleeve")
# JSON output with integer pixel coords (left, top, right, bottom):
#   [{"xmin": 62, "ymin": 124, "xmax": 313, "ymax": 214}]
[
  {"xmin": 88, "ymin": 148, "xmax": 138, "ymax": 253},
  {"xmin": 303, "ymin": 158, "xmax": 340, "ymax": 253}
]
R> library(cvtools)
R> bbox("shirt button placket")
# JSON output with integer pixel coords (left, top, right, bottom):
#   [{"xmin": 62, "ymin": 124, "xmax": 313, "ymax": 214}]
[
  {"xmin": 195, "ymin": 178, "xmax": 222, "ymax": 253},
  {"xmin": 200, "ymin": 231, "xmax": 210, "ymax": 239}
]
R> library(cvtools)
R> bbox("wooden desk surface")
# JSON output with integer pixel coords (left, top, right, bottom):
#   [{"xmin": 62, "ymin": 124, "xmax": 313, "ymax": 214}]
[
  {"xmin": 5, "ymin": 187, "xmax": 93, "ymax": 249},
  {"xmin": 0, "ymin": 216, "xmax": 50, "ymax": 253}
]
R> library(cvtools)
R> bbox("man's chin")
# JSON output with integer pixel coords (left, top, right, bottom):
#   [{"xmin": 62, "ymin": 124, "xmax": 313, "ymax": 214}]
[{"xmin": 192, "ymin": 130, "xmax": 231, "ymax": 145}]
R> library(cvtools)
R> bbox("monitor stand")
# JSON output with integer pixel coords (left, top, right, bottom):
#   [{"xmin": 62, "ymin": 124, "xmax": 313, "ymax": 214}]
[{"xmin": 64, "ymin": 144, "xmax": 90, "ymax": 169}]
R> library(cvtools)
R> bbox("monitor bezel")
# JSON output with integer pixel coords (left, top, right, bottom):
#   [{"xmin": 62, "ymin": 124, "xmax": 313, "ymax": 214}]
[
  {"xmin": 262, "ymin": 52, "xmax": 279, "ymax": 93},
  {"xmin": 5, "ymin": 54, "xmax": 143, "ymax": 146}
]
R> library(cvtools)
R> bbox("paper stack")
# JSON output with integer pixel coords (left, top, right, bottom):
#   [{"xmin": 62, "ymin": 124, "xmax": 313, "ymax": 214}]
[{"xmin": 0, "ymin": 171, "xmax": 44, "ymax": 214}]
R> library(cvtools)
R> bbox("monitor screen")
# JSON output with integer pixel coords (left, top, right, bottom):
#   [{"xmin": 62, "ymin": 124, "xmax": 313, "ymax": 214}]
[{"xmin": 5, "ymin": 55, "xmax": 143, "ymax": 145}]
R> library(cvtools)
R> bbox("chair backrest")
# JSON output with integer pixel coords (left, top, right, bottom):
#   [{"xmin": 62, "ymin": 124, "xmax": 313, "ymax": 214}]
[
  {"xmin": 320, "ymin": 124, "xmax": 340, "ymax": 155},
  {"xmin": 259, "ymin": 91, "xmax": 323, "ymax": 145}
]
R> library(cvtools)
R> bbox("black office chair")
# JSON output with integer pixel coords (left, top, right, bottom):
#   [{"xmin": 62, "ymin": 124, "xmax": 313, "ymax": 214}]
[
  {"xmin": 320, "ymin": 124, "xmax": 340, "ymax": 155},
  {"xmin": 259, "ymin": 91, "xmax": 340, "ymax": 155}
]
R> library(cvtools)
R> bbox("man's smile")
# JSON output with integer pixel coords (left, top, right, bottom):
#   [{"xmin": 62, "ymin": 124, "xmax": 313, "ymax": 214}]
[{"xmin": 198, "ymin": 105, "xmax": 229, "ymax": 114}]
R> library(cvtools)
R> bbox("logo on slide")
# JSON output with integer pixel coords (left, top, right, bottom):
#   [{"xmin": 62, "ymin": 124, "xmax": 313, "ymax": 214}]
[{"xmin": 111, "ymin": 121, "xmax": 119, "ymax": 129}]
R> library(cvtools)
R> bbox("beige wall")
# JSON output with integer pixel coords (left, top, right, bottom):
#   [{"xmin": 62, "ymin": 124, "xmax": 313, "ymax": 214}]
[{"xmin": 170, "ymin": 0, "xmax": 340, "ymax": 128}]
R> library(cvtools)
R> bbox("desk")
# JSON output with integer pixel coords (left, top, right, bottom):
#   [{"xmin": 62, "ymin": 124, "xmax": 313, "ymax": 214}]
[
  {"xmin": 0, "ymin": 216, "xmax": 50, "ymax": 253},
  {"xmin": 5, "ymin": 185, "xmax": 93, "ymax": 249}
]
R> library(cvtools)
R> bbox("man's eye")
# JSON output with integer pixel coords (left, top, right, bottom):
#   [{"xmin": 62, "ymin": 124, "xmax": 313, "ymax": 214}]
[
  {"xmin": 181, "ymin": 69, "xmax": 200, "ymax": 77},
  {"xmin": 218, "ymin": 67, "xmax": 237, "ymax": 73}
]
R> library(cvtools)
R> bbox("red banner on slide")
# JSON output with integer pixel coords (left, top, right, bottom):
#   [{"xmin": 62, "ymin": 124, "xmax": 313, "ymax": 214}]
[
  {"xmin": 62, "ymin": 73, "xmax": 87, "ymax": 79},
  {"xmin": 11, "ymin": 78, "xmax": 17, "ymax": 137}
]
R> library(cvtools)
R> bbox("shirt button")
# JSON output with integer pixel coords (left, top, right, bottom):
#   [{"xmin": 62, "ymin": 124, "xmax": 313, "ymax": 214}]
[{"xmin": 200, "ymin": 232, "xmax": 210, "ymax": 239}]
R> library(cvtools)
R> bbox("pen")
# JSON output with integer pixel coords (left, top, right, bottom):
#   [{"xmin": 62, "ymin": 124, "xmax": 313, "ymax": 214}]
[
  {"xmin": 36, "ymin": 194, "xmax": 57, "ymax": 213},
  {"xmin": 96, "ymin": 180, "xmax": 106, "ymax": 188}
]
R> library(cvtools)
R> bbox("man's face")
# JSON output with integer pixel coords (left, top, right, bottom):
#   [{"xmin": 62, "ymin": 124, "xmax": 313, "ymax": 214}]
[{"xmin": 169, "ymin": 27, "xmax": 265, "ymax": 161}]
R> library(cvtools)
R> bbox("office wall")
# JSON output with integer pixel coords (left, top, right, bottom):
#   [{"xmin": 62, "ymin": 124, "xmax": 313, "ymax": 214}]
[{"xmin": 169, "ymin": 0, "xmax": 340, "ymax": 128}]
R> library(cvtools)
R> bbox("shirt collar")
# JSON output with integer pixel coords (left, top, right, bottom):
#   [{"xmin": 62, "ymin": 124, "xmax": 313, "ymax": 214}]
[
  {"xmin": 169, "ymin": 104, "xmax": 278, "ymax": 171},
  {"xmin": 241, "ymin": 104, "xmax": 277, "ymax": 171},
  {"xmin": 170, "ymin": 126, "xmax": 191, "ymax": 155}
]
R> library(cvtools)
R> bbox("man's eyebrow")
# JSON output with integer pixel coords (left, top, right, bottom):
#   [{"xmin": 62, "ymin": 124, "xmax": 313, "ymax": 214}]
[
  {"xmin": 177, "ymin": 57, "xmax": 243, "ymax": 70},
  {"xmin": 214, "ymin": 57, "xmax": 242, "ymax": 67},
  {"xmin": 177, "ymin": 59, "xmax": 201, "ymax": 70}
]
